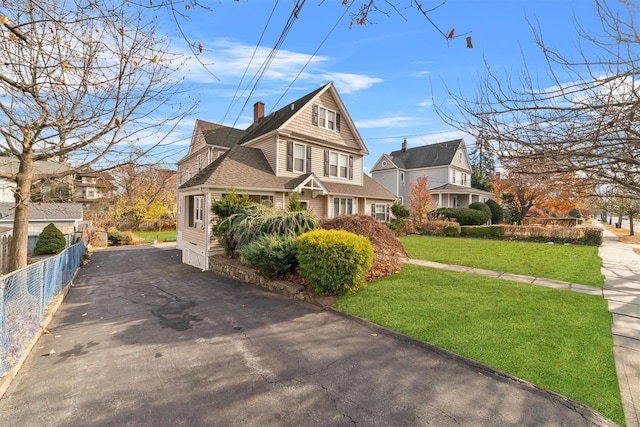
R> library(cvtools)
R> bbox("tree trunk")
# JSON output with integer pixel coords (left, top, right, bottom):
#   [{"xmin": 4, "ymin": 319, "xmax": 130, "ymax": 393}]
[
  {"xmin": 630, "ymin": 215, "xmax": 635, "ymax": 236},
  {"xmin": 8, "ymin": 153, "xmax": 35, "ymax": 272}
]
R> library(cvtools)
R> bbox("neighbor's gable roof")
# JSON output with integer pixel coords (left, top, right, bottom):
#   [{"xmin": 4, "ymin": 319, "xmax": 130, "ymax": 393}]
[
  {"xmin": 388, "ymin": 139, "xmax": 464, "ymax": 169},
  {"xmin": 0, "ymin": 202, "xmax": 83, "ymax": 221}
]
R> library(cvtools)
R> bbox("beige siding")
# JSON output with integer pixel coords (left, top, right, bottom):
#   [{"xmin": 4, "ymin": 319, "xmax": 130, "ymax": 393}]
[
  {"xmin": 250, "ymin": 135, "xmax": 278, "ymax": 173},
  {"xmin": 182, "ymin": 226, "xmax": 204, "ymax": 247},
  {"xmin": 188, "ymin": 129, "xmax": 207, "ymax": 155},
  {"xmin": 285, "ymin": 91, "xmax": 362, "ymax": 151}
]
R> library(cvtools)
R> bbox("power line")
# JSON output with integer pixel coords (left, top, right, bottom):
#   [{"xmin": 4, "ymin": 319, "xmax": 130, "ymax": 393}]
[
  {"xmin": 268, "ymin": 0, "xmax": 353, "ymax": 114},
  {"xmin": 220, "ymin": 0, "xmax": 280, "ymax": 124},
  {"xmin": 230, "ymin": 0, "xmax": 306, "ymax": 130}
]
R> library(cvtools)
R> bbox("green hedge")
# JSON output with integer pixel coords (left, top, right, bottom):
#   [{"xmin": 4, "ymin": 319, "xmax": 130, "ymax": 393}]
[
  {"xmin": 297, "ymin": 229, "xmax": 373, "ymax": 295},
  {"xmin": 436, "ymin": 208, "xmax": 489, "ymax": 225},
  {"xmin": 460, "ymin": 225, "xmax": 602, "ymax": 246}
]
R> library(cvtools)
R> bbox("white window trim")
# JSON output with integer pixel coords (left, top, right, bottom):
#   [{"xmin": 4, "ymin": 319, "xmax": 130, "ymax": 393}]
[
  {"xmin": 318, "ymin": 106, "xmax": 337, "ymax": 131},
  {"xmin": 333, "ymin": 197, "xmax": 353, "ymax": 217},
  {"xmin": 194, "ymin": 195, "xmax": 204, "ymax": 229},
  {"xmin": 293, "ymin": 142, "xmax": 307, "ymax": 173},
  {"xmin": 328, "ymin": 151, "xmax": 349, "ymax": 179}
]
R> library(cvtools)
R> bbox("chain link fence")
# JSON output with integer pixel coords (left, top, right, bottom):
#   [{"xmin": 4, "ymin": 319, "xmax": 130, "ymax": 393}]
[{"xmin": 0, "ymin": 240, "xmax": 86, "ymax": 378}]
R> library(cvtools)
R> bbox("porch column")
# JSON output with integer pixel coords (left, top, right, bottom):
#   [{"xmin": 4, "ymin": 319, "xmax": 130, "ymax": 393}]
[
  {"xmin": 438, "ymin": 193, "xmax": 442, "ymax": 208},
  {"xmin": 469, "ymin": 194, "xmax": 473, "ymax": 205}
]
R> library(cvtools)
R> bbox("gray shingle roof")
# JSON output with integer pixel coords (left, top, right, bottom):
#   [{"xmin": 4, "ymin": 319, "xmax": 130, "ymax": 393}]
[
  {"xmin": 179, "ymin": 147, "xmax": 395, "ymax": 200},
  {"xmin": 389, "ymin": 139, "xmax": 463, "ymax": 169},
  {"xmin": 238, "ymin": 85, "xmax": 327, "ymax": 145},
  {"xmin": 0, "ymin": 202, "xmax": 83, "ymax": 220},
  {"xmin": 0, "ymin": 158, "xmax": 73, "ymax": 176},
  {"xmin": 196, "ymin": 120, "xmax": 245, "ymax": 148}
]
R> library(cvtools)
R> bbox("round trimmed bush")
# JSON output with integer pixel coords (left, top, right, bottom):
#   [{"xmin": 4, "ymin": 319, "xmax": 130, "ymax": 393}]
[
  {"xmin": 485, "ymin": 199, "xmax": 504, "ymax": 223},
  {"xmin": 33, "ymin": 223, "xmax": 66, "ymax": 255},
  {"xmin": 469, "ymin": 202, "xmax": 492, "ymax": 220},
  {"xmin": 297, "ymin": 229, "xmax": 374, "ymax": 296}
]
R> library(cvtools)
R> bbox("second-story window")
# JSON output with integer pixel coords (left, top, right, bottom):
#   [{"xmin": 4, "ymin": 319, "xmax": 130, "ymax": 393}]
[
  {"xmin": 287, "ymin": 141, "xmax": 311, "ymax": 173},
  {"xmin": 323, "ymin": 150, "xmax": 353, "ymax": 180}
]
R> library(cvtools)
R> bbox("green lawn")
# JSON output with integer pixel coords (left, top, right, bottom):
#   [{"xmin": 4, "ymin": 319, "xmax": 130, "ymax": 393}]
[
  {"xmin": 401, "ymin": 235, "xmax": 604, "ymax": 287},
  {"xmin": 132, "ymin": 230, "xmax": 176, "ymax": 243},
  {"xmin": 334, "ymin": 263, "xmax": 623, "ymax": 425}
]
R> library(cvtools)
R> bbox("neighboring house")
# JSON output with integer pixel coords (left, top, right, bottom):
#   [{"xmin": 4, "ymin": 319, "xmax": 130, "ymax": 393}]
[
  {"xmin": 72, "ymin": 169, "xmax": 116, "ymax": 207},
  {"xmin": 177, "ymin": 82, "xmax": 397, "ymax": 270},
  {"xmin": 0, "ymin": 202, "xmax": 84, "ymax": 254},
  {"xmin": 0, "ymin": 158, "xmax": 74, "ymax": 203},
  {"xmin": 371, "ymin": 138, "xmax": 494, "ymax": 209}
]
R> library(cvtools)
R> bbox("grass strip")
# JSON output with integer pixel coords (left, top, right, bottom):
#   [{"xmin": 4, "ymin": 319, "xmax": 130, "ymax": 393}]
[
  {"xmin": 333, "ymin": 264, "xmax": 623, "ymax": 425},
  {"xmin": 401, "ymin": 235, "xmax": 604, "ymax": 287},
  {"xmin": 132, "ymin": 230, "xmax": 177, "ymax": 244}
]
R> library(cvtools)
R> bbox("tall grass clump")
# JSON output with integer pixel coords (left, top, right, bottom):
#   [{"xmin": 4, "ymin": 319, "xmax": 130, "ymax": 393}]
[{"xmin": 228, "ymin": 204, "xmax": 319, "ymax": 250}]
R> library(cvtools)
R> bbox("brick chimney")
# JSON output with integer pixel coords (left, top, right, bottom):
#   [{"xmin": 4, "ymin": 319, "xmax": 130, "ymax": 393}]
[
  {"xmin": 254, "ymin": 101, "xmax": 264, "ymax": 123},
  {"xmin": 402, "ymin": 137, "xmax": 408, "ymax": 152}
]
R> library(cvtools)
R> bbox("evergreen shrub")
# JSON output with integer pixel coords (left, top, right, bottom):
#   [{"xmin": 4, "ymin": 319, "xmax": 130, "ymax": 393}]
[
  {"xmin": 240, "ymin": 234, "xmax": 298, "ymax": 279},
  {"xmin": 485, "ymin": 199, "xmax": 504, "ymax": 223},
  {"xmin": 33, "ymin": 223, "xmax": 67, "ymax": 255},
  {"xmin": 436, "ymin": 208, "xmax": 489, "ymax": 225},
  {"xmin": 297, "ymin": 229, "xmax": 374, "ymax": 295},
  {"xmin": 469, "ymin": 202, "xmax": 492, "ymax": 220}
]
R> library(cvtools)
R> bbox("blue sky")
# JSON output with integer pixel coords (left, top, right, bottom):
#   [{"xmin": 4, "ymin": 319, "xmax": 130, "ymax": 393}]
[{"xmin": 156, "ymin": 0, "xmax": 603, "ymax": 172}]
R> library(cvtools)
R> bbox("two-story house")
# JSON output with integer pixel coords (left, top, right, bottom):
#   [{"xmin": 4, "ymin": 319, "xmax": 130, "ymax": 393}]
[
  {"xmin": 371, "ymin": 138, "xmax": 494, "ymax": 209},
  {"xmin": 176, "ymin": 82, "xmax": 397, "ymax": 270},
  {"xmin": 72, "ymin": 168, "xmax": 116, "ymax": 208}
]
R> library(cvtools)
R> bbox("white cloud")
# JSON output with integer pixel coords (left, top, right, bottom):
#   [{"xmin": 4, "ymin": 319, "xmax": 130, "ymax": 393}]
[
  {"xmin": 356, "ymin": 115, "xmax": 415, "ymax": 129},
  {"xmin": 417, "ymin": 99, "xmax": 433, "ymax": 107},
  {"xmin": 411, "ymin": 71, "xmax": 431, "ymax": 78},
  {"xmin": 175, "ymin": 39, "xmax": 382, "ymax": 93}
]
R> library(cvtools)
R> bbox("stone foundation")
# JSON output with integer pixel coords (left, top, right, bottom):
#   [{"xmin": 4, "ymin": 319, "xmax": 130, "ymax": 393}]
[{"xmin": 208, "ymin": 255, "xmax": 333, "ymax": 307}]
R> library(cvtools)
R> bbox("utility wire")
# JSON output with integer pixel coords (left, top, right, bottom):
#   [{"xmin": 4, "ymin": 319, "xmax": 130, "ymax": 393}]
[
  {"xmin": 269, "ymin": 0, "xmax": 354, "ymax": 113},
  {"xmin": 220, "ymin": 0, "xmax": 280, "ymax": 124},
  {"xmin": 230, "ymin": 0, "xmax": 306, "ymax": 130}
]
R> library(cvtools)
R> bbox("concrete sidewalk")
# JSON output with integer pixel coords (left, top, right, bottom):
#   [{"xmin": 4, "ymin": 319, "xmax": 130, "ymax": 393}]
[{"xmin": 599, "ymin": 228, "xmax": 640, "ymax": 427}]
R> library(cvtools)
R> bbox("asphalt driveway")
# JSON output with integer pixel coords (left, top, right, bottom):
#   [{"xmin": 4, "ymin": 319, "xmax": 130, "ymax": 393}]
[{"xmin": 0, "ymin": 245, "xmax": 614, "ymax": 426}]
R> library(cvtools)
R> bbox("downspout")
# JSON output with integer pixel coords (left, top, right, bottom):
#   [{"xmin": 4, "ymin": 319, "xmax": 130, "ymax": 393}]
[{"xmin": 203, "ymin": 188, "xmax": 210, "ymax": 272}]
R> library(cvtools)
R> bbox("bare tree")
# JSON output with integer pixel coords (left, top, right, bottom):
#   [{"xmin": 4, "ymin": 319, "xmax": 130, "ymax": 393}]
[
  {"xmin": 438, "ymin": 0, "xmax": 640, "ymax": 198},
  {"xmin": 0, "ymin": 0, "xmax": 195, "ymax": 271}
]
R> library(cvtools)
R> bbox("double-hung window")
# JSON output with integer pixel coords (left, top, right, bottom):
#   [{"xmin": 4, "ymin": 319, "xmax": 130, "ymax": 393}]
[
  {"xmin": 371, "ymin": 204, "xmax": 389, "ymax": 221},
  {"xmin": 187, "ymin": 195, "xmax": 205, "ymax": 229},
  {"xmin": 313, "ymin": 105, "xmax": 340, "ymax": 132},
  {"xmin": 293, "ymin": 142, "xmax": 306, "ymax": 173},
  {"xmin": 333, "ymin": 197, "xmax": 353, "ymax": 217},
  {"xmin": 328, "ymin": 151, "xmax": 349, "ymax": 179},
  {"xmin": 318, "ymin": 107, "xmax": 336, "ymax": 131}
]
